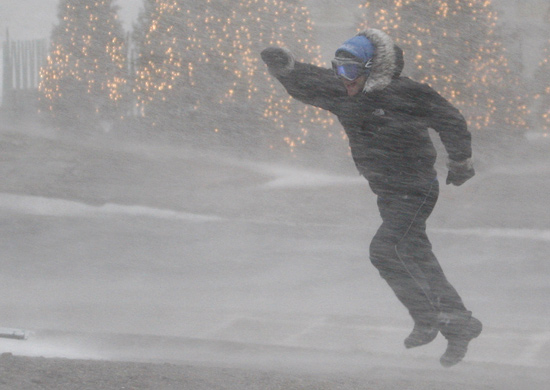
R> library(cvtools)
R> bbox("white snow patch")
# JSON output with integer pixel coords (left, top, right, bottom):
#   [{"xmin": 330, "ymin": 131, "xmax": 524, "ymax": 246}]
[
  {"xmin": 513, "ymin": 331, "xmax": 550, "ymax": 367},
  {"xmin": 435, "ymin": 227, "xmax": 550, "ymax": 242},
  {"xmin": 258, "ymin": 165, "xmax": 363, "ymax": 188},
  {"xmin": 489, "ymin": 161, "xmax": 550, "ymax": 176},
  {"xmin": 0, "ymin": 193, "xmax": 221, "ymax": 222}
]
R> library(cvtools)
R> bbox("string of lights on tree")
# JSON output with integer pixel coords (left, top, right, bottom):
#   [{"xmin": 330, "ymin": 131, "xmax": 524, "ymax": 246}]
[
  {"xmin": 132, "ymin": 0, "xmax": 334, "ymax": 151},
  {"xmin": 534, "ymin": 38, "xmax": 550, "ymax": 134},
  {"xmin": 357, "ymin": 0, "xmax": 529, "ymax": 131},
  {"xmin": 39, "ymin": 0, "xmax": 128, "ymax": 123}
]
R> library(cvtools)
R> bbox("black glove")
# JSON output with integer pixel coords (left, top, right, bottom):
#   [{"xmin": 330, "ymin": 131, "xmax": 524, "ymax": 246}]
[
  {"xmin": 261, "ymin": 47, "xmax": 294, "ymax": 76},
  {"xmin": 446, "ymin": 158, "xmax": 475, "ymax": 186}
]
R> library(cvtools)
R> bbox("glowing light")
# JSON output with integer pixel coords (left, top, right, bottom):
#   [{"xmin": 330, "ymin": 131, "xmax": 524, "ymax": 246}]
[
  {"xmin": 39, "ymin": 0, "xmax": 128, "ymax": 121},
  {"xmin": 131, "ymin": 0, "xmax": 332, "ymax": 151},
  {"xmin": 359, "ymin": 0, "xmax": 528, "ymax": 131},
  {"xmin": 535, "ymin": 38, "xmax": 550, "ymax": 132},
  {"xmin": 39, "ymin": 0, "xmax": 339, "ymax": 151}
]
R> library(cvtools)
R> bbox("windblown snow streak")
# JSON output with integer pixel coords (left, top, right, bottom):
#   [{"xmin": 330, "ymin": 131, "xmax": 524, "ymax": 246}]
[{"xmin": 0, "ymin": 193, "xmax": 221, "ymax": 222}]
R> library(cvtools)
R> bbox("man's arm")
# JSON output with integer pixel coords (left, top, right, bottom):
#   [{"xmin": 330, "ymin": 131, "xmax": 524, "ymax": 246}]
[
  {"xmin": 415, "ymin": 83, "xmax": 475, "ymax": 186},
  {"xmin": 261, "ymin": 47, "xmax": 346, "ymax": 112}
]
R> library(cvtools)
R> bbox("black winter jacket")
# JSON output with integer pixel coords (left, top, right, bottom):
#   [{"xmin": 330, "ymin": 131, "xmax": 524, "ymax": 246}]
[{"xmin": 272, "ymin": 30, "xmax": 472, "ymax": 196}]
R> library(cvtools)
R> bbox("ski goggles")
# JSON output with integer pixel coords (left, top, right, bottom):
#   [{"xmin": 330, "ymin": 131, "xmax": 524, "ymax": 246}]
[{"xmin": 331, "ymin": 58, "xmax": 372, "ymax": 81}]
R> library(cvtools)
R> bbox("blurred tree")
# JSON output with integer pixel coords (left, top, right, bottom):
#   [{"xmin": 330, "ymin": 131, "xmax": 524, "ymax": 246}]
[
  {"xmin": 357, "ymin": 0, "xmax": 529, "ymax": 133},
  {"xmin": 132, "ymin": 0, "xmax": 194, "ymax": 126},
  {"xmin": 132, "ymin": 0, "xmax": 335, "ymax": 152},
  {"xmin": 39, "ymin": 0, "xmax": 128, "ymax": 128},
  {"xmin": 533, "ymin": 39, "xmax": 550, "ymax": 133}
]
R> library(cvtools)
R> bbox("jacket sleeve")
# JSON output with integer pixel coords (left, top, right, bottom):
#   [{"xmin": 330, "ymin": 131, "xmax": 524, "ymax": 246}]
[
  {"xmin": 416, "ymin": 83, "xmax": 472, "ymax": 162},
  {"xmin": 273, "ymin": 62, "xmax": 347, "ymax": 112}
]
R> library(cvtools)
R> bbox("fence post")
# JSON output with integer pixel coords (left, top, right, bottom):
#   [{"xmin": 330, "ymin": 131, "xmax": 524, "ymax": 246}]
[
  {"xmin": 1, "ymin": 31, "xmax": 48, "ymax": 114},
  {"xmin": 13, "ymin": 41, "xmax": 20, "ymax": 91},
  {"xmin": 30, "ymin": 40, "xmax": 36, "ymax": 88},
  {"xmin": 2, "ymin": 29, "xmax": 13, "ymax": 105}
]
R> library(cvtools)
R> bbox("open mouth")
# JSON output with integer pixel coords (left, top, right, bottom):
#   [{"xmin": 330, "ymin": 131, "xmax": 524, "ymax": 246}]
[{"xmin": 344, "ymin": 79, "xmax": 360, "ymax": 94}]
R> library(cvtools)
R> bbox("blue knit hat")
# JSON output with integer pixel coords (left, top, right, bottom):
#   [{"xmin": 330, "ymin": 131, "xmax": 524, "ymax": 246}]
[{"xmin": 335, "ymin": 35, "xmax": 374, "ymax": 62}]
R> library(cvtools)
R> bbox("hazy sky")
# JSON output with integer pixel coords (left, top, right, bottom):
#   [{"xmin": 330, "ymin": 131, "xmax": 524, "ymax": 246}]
[
  {"xmin": 0, "ymin": 0, "xmax": 519, "ymax": 42},
  {"xmin": 0, "ymin": 0, "xmax": 142, "ymax": 41},
  {"xmin": 0, "ymin": 1, "xmax": 543, "ymax": 77}
]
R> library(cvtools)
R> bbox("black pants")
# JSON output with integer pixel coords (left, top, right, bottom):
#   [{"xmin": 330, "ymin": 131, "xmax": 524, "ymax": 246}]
[{"xmin": 369, "ymin": 179, "xmax": 466, "ymax": 325}]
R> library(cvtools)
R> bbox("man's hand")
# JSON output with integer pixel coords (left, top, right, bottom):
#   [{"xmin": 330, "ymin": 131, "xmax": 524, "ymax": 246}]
[
  {"xmin": 261, "ymin": 47, "xmax": 295, "ymax": 77},
  {"xmin": 446, "ymin": 158, "xmax": 475, "ymax": 186}
]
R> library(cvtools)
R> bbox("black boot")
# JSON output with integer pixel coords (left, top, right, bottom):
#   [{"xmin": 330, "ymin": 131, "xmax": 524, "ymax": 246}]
[
  {"xmin": 439, "ymin": 311, "xmax": 482, "ymax": 367},
  {"xmin": 405, "ymin": 311, "xmax": 439, "ymax": 348},
  {"xmin": 404, "ymin": 322, "xmax": 439, "ymax": 349}
]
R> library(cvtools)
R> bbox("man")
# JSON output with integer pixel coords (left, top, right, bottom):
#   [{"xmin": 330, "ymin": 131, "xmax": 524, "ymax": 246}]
[{"xmin": 261, "ymin": 29, "xmax": 481, "ymax": 367}]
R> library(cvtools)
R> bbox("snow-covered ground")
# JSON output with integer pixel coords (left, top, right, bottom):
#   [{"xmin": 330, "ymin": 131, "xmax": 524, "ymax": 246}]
[{"xmin": 0, "ymin": 121, "xmax": 548, "ymax": 389}]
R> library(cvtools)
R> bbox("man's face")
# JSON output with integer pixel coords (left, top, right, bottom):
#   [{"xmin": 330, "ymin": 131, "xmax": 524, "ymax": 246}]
[{"xmin": 342, "ymin": 75, "xmax": 367, "ymax": 96}]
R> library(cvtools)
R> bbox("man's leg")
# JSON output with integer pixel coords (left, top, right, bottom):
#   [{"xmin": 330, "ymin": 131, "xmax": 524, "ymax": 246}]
[
  {"xmin": 380, "ymin": 182, "xmax": 483, "ymax": 367},
  {"xmin": 400, "ymin": 224, "xmax": 477, "ymax": 351},
  {"xmin": 370, "ymin": 186, "xmax": 441, "ymax": 347},
  {"xmin": 411, "ymin": 230, "xmax": 467, "ymax": 313},
  {"xmin": 405, "ymin": 183, "xmax": 482, "ymax": 366}
]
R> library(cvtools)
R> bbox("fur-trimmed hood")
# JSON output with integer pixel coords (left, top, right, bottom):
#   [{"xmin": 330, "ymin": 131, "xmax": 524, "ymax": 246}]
[{"xmin": 356, "ymin": 29, "xmax": 404, "ymax": 93}]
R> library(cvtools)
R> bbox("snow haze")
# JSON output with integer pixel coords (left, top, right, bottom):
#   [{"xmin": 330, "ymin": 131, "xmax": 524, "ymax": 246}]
[
  {"xmin": 0, "ymin": 1, "xmax": 549, "ymax": 389},
  {"xmin": 0, "ymin": 0, "xmax": 141, "ymax": 40}
]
